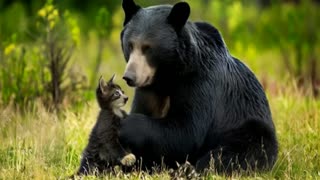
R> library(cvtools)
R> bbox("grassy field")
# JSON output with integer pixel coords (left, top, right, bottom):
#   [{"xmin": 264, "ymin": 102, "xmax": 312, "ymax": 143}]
[{"xmin": 0, "ymin": 82, "xmax": 319, "ymax": 180}]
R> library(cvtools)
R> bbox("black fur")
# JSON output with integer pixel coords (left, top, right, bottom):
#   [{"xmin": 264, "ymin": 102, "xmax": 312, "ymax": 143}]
[
  {"xmin": 167, "ymin": 2, "xmax": 190, "ymax": 31},
  {"xmin": 119, "ymin": 1, "xmax": 278, "ymax": 175},
  {"xmin": 77, "ymin": 110, "xmax": 127, "ymax": 175},
  {"xmin": 76, "ymin": 80, "xmax": 129, "ymax": 175},
  {"xmin": 122, "ymin": 0, "xmax": 141, "ymax": 26}
]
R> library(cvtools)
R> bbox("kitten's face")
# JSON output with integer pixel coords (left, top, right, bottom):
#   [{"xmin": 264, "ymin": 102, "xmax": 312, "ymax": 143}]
[{"xmin": 97, "ymin": 75, "xmax": 128, "ymax": 109}]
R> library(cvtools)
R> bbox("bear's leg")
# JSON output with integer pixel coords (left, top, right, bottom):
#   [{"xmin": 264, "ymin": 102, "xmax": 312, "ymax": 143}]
[
  {"xmin": 77, "ymin": 156, "xmax": 97, "ymax": 175},
  {"xmin": 195, "ymin": 120, "xmax": 278, "ymax": 175},
  {"xmin": 195, "ymin": 148, "xmax": 239, "ymax": 175}
]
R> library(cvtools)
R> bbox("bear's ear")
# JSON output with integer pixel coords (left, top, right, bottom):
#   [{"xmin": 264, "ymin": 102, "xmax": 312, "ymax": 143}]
[
  {"xmin": 122, "ymin": 0, "xmax": 141, "ymax": 26},
  {"xmin": 167, "ymin": 2, "xmax": 190, "ymax": 31}
]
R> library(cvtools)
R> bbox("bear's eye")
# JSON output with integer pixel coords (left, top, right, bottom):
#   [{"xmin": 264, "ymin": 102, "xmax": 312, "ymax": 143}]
[
  {"xmin": 141, "ymin": 45, "xmax": 151, "ymax": 54},
  {"xmin": 128, "ymin": 42, "xmax": 133, "ymax": 51}
]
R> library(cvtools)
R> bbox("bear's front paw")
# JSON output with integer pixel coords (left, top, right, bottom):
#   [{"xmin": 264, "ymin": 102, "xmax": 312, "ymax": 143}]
[{"xmin": 120, "ymin": 153, "xmax": 136, "ymax": 166}]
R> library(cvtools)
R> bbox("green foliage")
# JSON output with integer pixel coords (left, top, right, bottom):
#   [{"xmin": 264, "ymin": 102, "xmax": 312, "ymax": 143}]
[
  {"xmin": 95, "ymin": 7, "xmax": 111, "ymax": 38},
  {"xmin": 0, "ymin": 0, "xmax": 318, "ymax": 109},
  {"xmin": 254, "ymin": 1, "xmax": 320, "ymax": 79},
  {"xmin": 0, "ymin": 2, "xmax": 28, "ymax": 42},
  {"xmin": 0, "ymin": 1, "xmax": 90, "ymax": 109},
  {"xmin": 0, "ymin": 36, "xmax": 46, "ymax": 105}
]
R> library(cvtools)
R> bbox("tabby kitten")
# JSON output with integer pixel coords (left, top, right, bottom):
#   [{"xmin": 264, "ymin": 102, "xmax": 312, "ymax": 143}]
[{"xmin": 77, "ymin": 75, "xmax": 136, "ymax": 175}]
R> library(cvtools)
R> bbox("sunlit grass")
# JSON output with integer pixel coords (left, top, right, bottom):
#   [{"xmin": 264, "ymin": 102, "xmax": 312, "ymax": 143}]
[{"xmin": 0, "ymin": 83, "xmax": 319, "ymax": 179}]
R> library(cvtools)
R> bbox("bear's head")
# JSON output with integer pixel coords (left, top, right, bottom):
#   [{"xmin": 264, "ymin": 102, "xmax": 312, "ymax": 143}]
[{"xmin": 121, "ymin": 0, "xmax": 190, "ymax": 88}]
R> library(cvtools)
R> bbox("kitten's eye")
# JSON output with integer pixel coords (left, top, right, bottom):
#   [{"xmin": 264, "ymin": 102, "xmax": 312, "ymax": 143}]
[{"xmin": 114, "ymin": 92, "xmax": 120, "ymax": 97}]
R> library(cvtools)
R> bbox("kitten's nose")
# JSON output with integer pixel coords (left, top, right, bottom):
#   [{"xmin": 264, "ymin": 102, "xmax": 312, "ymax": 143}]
[{"xmin": 124, "ymin": 96, "xmax": 129, "ymax": 103}]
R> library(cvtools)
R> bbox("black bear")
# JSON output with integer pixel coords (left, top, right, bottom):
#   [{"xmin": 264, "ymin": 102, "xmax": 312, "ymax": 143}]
[{"xmin": 119, "ymin": 0, "xmax": 278, "ymax": 174}]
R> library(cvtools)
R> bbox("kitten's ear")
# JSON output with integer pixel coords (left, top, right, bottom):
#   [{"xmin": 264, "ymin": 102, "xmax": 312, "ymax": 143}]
[
  {"xmin": 167, "ymin": 2, "xmax": 190, "ymax": 32},
  {"xmin": 99, "ymin": 76, "xmax": 107, "ymax": 93},
  {"xmin": 107, "ymin": 74, "xmax": 116, "ymax": 85},
  {"xmin": 122, "ymin": 0, "xmax": 141, "ymax": 26}
]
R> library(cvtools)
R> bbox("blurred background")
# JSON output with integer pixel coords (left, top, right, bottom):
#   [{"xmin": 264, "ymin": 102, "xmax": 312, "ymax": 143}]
[{"xmin": 0, "ymin": 0, "xmax": 319, "ymax": 109}]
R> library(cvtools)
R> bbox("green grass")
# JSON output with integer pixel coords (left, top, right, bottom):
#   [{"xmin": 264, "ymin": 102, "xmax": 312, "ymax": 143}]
[{"xmin": 0, "ymin": 84, "xmax": 319, "ymax": 179}]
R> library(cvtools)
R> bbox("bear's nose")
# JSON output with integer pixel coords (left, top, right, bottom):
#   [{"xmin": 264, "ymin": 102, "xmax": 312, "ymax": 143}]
[{"xmin": 123, "ymin": 72, "xmax": 136, "ymax": 87}]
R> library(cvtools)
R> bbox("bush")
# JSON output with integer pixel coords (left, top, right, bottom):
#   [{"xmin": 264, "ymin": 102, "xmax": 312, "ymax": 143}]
[{"xmin": 0, "ymin": 1, "xmax": 90, "ymax": 111}]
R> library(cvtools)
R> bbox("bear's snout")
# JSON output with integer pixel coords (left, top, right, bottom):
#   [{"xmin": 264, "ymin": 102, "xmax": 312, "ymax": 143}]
[{"xmin": 123, "ymin": 49, "xmax": 156, "ymax": 87}]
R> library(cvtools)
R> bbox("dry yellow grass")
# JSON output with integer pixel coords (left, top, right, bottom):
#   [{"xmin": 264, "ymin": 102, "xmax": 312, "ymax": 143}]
[{"xmin": 0, "ymin": 83, "xmax": 319, "ymax": 179}]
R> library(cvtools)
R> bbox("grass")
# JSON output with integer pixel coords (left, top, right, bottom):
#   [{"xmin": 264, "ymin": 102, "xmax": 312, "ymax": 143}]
[{"xmin": 0, "ymin": 83, "xmax": 319, "ymax": 180}]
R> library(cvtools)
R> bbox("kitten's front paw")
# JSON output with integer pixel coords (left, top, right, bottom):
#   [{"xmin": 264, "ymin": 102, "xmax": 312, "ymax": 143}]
[{"xmin": 120, "ymin": 153, "xmax": 136, "ymax": 166}]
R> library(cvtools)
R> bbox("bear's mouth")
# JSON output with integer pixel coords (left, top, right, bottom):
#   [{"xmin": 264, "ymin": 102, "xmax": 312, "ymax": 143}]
[
  {"xmin": 140, "ymin": 76, "xmax": 154, "ymax": 87},
  {"xmin": 123, "ymin": 74, "xmax": 154, "ymax": 87}
]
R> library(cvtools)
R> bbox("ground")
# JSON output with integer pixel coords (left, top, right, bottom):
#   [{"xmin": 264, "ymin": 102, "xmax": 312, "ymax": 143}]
[{"xmin": 0, "ymin": 85, "xmax": 319, "ymax": 179}]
